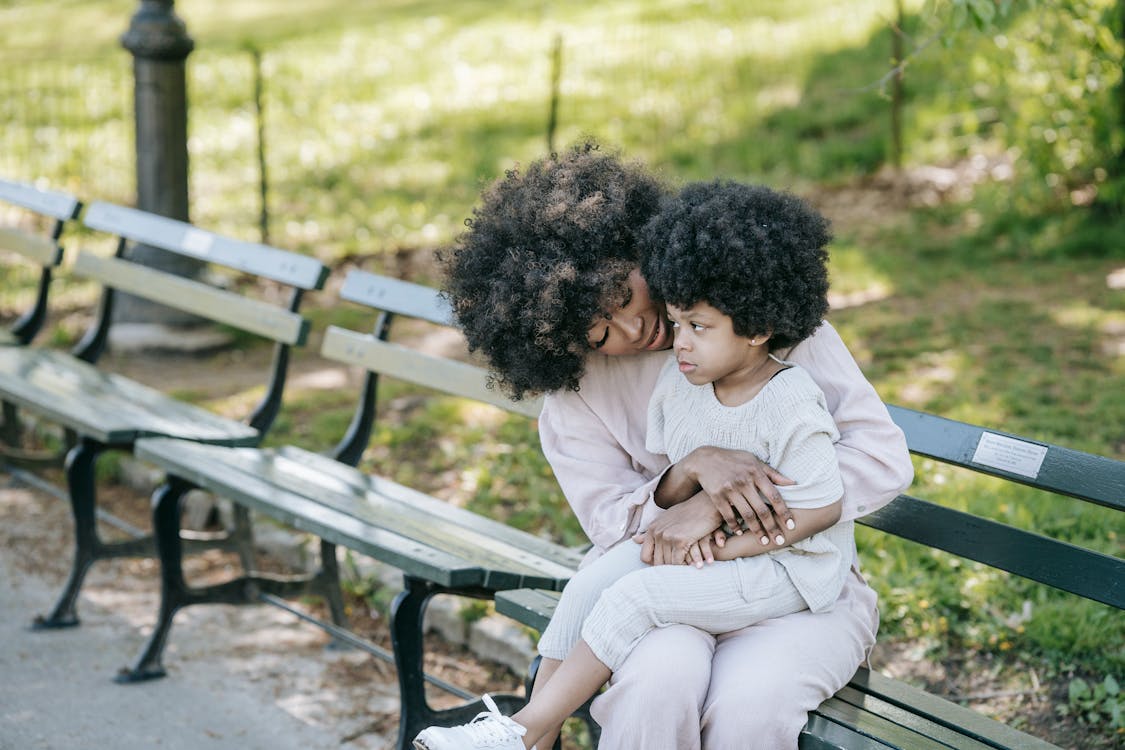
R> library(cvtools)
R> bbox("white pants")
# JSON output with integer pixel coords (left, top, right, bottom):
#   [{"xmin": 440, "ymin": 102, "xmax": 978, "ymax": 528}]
[
  {"xmin": 539, "ymin": 541, "xmax": 805, "ymax": 671},
  {"xmin": 540, "ymin": 542, "xmax": 879, "ymax": 750}
]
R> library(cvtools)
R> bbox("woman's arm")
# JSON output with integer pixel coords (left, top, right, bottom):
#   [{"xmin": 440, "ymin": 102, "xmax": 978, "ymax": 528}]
[
  {"xmin": 642, "ymin": 495, "xmax": 843, "ymax": 566},
  {"xmin": 539, "ymin": 384, "xmax": 671, "ymax": 552},
  {"xmin": 784, "ymin": 322, "xmax": 913, "ymax": 521}
]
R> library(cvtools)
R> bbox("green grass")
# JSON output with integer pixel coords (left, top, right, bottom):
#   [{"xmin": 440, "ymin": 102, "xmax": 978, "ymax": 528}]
[{"xmin": 2, "ymin": 0, "xmax": 1123, "ymax": 701}]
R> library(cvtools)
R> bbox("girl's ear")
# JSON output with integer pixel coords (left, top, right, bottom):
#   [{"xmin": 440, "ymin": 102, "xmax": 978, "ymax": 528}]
[{"xmin": 748, "ymin": 332, "xmax": 773, "ymax": 347}]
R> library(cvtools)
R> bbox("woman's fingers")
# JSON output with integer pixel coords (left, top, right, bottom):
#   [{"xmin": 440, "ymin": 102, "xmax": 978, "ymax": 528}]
[
  {"xmin": 709, "ymin": 495, "xmax": 742, "ymax": 532},
  {"xmin": 755, "ymin": 470, "xmax": 796, "ymax": 532}
]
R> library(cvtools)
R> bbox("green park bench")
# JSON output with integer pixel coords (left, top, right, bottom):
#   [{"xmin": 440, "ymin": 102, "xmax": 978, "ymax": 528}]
[
  {"xmin": 0, "ymin": 200, "xmax": 328, "ymax": 630},
  {"xmin": 496, "ymin": 405, "xmax": 1125, "ymax": 750},
  {"xmin": 101, "ymin": 268, "xmax": 1120, "ymax": 750},
  {"xmin": 115, "ymin": 269, "xmax": 585, "ymax": 749},
  {"xmin": 0, "ymin": 177, "xmax": 82, "ymax": 348},
  {"xmin": 0, "ymin": 177, "xmax": 83, "ymax": 452}
]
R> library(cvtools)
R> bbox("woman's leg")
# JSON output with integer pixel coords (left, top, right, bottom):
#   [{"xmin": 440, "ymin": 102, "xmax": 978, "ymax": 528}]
[
  {"xmin": 589, "ymin": 624, "xmax": 715, "ymax": 750},
  {"xmin": 700, "ymin": 566, "xmax": 879, "ymax": 750}
]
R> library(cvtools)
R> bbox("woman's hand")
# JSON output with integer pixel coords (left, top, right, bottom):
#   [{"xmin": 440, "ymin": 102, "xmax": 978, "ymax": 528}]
[
  {"xmin": 634, "ymin": 492, "xmax": 722, "ymax": 566},
  {"xmin": 683, "ymin": 446, "xmax": 796, "ymax": 547}
]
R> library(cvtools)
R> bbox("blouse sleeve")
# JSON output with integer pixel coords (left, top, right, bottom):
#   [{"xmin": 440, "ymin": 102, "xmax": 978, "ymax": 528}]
[
  {"xmin": 766, "ymin": 391, "xmax": 844, "ymax": 510},
  {"xmin": 784, "ymin": 322, "xmax": 913, "ymax": 522},
  {"xmin": 539, "ymin": 389, "xmax": 669, "ymax": 551}
]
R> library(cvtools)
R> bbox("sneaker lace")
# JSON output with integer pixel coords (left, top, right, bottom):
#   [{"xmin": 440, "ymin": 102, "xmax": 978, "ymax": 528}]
[{"xmin": 463, "ymin": 694, "xmax": 526, "ymax": 744}]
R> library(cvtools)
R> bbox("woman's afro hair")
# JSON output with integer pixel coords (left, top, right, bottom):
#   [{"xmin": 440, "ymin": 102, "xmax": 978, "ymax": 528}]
[
  {"xmin": 641, "ymin": 180, "xmax": 831, "ymax": 351},
  {"xmin": 440, "ymin": 141, "xmax": 664, "ymax": 399}
]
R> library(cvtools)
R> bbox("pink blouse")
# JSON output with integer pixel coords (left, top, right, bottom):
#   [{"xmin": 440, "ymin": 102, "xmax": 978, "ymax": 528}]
[{"xmin": 538, "ymin": 321, "xmax": 913, "ymax": 553}]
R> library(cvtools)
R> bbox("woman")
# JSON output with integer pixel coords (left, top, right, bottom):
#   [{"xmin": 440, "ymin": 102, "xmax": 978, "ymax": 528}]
[{"xmin": 441, "ymin": 142, "xmax": 912, "ymax": 750}]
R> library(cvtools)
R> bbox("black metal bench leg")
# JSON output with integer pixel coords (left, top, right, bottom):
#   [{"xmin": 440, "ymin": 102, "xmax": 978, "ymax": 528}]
[
  {"xmin": 391, "ymin": 575, "xmax": 438, "ymax": 749},
  {"xmin": 230, "ymin": 502, "xmax": 256, "ymax": 572},
  {"xmin": 32, "ymin": 437, "xmax": 105, "ymax": 628},
  {"xmin": 0, "ymin": 400, "xmax": 20, "ymax": 448},
  {"xmin": 391, "ymin": 577, "xmax": 526, "ymax": 750},
  {"xmin": 318, "ymin": 539, "xmax": 351, "ymax": 650},
  {"xmin": 116, "ymin": 476, "xmax": 193, "ymax": 683}
]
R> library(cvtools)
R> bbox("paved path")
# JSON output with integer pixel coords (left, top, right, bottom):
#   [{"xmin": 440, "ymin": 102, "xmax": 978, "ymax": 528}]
[{"xmin": 0, "ymin": 474, "xmax": 396, "ymax": 750}]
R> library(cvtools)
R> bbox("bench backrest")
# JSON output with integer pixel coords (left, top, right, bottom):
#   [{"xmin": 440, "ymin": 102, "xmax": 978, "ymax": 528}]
[
  {"xmin": 74, "ymin": 201, "xmax": 329, "ymax": 434},
  {"xmin": 0, "ymin": 178, "xmax": 82, "ymax": 344},
  {"xmin": 866, "ymin": 405, "xmax": 1125, "ymax": 609},
  {"xmin": 320, "ymin": 269, "xmax": 543, "ymax": 466}
]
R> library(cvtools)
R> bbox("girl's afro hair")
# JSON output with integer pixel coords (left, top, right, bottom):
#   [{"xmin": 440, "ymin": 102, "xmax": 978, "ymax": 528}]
[
  {"xmin": 440, "ymin": 141, "xmax": 665, "ymax": 399},
  {"xmin": 641, "ymin": 180, "xmax": 831, "ymax": 351}
]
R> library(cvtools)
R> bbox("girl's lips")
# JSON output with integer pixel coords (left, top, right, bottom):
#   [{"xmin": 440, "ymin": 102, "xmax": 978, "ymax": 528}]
[{"xmin": 678, "ymin": 360, "xmax": 695, "ymax": 373}]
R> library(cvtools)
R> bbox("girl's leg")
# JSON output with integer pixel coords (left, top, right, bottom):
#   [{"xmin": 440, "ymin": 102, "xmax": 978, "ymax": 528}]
[
  {"xmin": 536, "ymin": 542, "xmax": 648, "ymax": 661},
  {"xmin": 512, "ymin": 642, "xmax": 610, "ymax": 749},
  {"xmin": 700, "ymin": 566, "xmax": 879, "ymax": 750},
  {"xmin": 531, "ymin": 542, "xmax": 648, "ymax": 747},
  {"xmin": 581, "ymin": 557, "xmax": 803, "ymax": 672},
  {"xmin": 525, "ymin": 657, "xmax": 561, "ymax": 750}
]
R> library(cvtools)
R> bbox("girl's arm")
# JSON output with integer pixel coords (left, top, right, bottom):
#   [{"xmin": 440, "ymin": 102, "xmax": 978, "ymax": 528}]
[{"xmin": 710, "ymin": 498, "xmax": 842, "ymax": 562}]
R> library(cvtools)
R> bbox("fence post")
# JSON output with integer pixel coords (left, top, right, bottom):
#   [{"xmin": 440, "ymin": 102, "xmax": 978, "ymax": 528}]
[{"xmin": 116, "ymin": 0, "xmax": 204, "ymax": 332}]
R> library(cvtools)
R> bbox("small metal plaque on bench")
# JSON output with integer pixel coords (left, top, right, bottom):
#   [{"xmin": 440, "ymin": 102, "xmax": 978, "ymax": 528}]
[{"xmin": 971, "ymin": 432, "xmax": 1048, "ymax": 478}]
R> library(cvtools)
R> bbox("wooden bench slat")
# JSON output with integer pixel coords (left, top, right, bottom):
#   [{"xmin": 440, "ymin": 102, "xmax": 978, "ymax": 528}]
[
  {"xmin": 814, "ymin": 696, "xmax": 958, "ymax": 750},
  {"xmin": 847, "ymin": 668, "xmax": 1059, "ymax": 750},
  {"xmin": 272, "ymin": 446, "xmax": 584, "ymax": 571},
  {"xmin": 135, "ymin": 438, "xmax": 489, "ymax": 588},
  {"xmin": 72, "ymin": 252, "xmax": 309, "ymax": 345},
  {"xmin": 0, "ymin": 227, "xmax": 61, "ymax": 266},
  {"xmin": 860, "ymin": 495, "xmax": 1124, "ymax": 609},
  {"xmin": 0, "ymin": 348, "xmax": 259, "ymax": 445},
  {"xmin": 321, "ymin": 327, "xmax": 542, "ymax": 418},
  {"xmin": 832, "ymin": 686, "xmax": 994, "ymax": 750},
  {"xmin": 135, "ymin": 438, "xmax": 577, "ymax": 590},
  {"xmin": 0, "ymin": 178, "xmax": 81, "ymax": 220},
  {"xmin": 495, "ymin": 588, "xmax": 557, "ymax": 631},
  {"xmin": 340, "ymin": 269, "xmax": 454, "ymax": 326},
  {"xmin": 800, "ymin": 713, "xmax": 897, "ymax": 749},
  {"xmin": 889, "ymin": 405, "xmax": 1125, "ymax": 512},
  {"xmin": 260, "ymin": 455, "xmax": 576, "ymax": 589},
  {"xmin": 82, "ymin": 202, "xmax": 327, "ymax": 290}
]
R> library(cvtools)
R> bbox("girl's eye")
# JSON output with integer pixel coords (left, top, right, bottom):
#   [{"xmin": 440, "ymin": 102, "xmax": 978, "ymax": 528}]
[
  {"xmin": 669, "ymin": 319, "xmax": 679, "ymax": 329},
  {"xmin": 692, "ymin": 323, "xmax": 705, "ymax": 332}
]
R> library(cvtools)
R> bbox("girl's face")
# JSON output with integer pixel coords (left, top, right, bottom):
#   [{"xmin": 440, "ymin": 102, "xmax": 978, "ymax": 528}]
[
  {"xmin": 667, "ymin": 301, "xmax": 770, "ymax": 398},
  {"xmin": 586, "ymin": 269, "xmax": 674, "ymax": 356}
]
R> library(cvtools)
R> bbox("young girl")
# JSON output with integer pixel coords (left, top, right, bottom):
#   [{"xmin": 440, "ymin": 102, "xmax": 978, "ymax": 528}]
[{"xmin": 414, "ymin": 181, "xmax": 855, "ymax": 750}]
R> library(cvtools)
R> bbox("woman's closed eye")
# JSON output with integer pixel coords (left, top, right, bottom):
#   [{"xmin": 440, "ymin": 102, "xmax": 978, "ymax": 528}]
[{"xmin": 590, "ymin": 327, "xmax": 610, "ymax": 349}]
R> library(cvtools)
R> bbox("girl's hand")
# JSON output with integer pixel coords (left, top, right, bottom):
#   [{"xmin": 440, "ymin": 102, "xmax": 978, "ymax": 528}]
[
  {"xmin": 634, "ymin": 493, "xmax": 722, "ymax": 566},
  {"xmin": 684, "ymin": 446, "xmax": 796, "ymax": 547}
]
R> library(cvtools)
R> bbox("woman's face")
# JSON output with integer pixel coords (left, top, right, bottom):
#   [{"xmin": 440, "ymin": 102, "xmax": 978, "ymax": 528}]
[{"xmin": 586, "ymin": 268, "xmax": 674, "ymax": 356}]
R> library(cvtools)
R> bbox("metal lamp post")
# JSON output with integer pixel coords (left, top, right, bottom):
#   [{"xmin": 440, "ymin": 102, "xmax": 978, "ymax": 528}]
[{"xmin": 116, "ymin": 0, "xmax": 203, "ymax": 331}]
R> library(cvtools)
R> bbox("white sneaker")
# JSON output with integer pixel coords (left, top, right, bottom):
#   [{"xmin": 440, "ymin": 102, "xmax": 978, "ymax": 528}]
[{"xmin": 413, "ymin": 694, "xmax": 528, "ymax": 750}]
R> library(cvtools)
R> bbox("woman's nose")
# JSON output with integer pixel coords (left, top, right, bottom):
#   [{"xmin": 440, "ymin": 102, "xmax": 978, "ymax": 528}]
[{"xmin": 616, "ymin": 314, "xmax": 643, "ymax": 343}]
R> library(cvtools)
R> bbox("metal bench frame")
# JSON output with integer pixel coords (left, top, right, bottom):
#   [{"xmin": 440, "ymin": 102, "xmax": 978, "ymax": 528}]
[{"xmin": 0, "ymin": 201, "xmax": 327, "ymax": 630}]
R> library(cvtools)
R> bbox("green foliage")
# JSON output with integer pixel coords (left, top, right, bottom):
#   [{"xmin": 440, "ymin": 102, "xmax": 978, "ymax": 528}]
[{"xmin": 1057, "ymin": 675, "xmax": 1124, "ymax": 730}]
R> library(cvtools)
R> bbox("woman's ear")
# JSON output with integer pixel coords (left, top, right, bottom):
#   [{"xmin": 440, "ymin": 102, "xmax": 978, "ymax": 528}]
[{"xmin": 748, "ymin": 332, "xmax": 773, "ymax": 347}]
